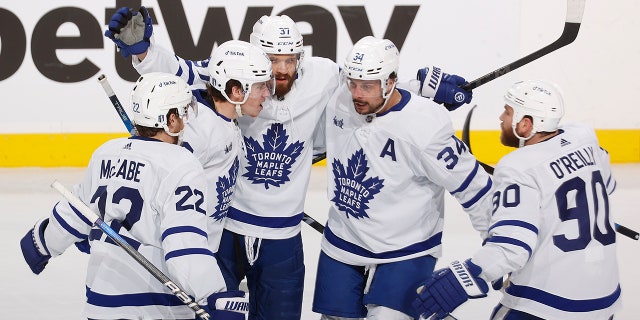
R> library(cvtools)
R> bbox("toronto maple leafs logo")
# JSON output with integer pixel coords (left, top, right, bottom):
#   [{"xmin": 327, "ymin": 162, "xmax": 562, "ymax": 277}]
[
  {"xmin": 333, "ymin": 116, "xmax": 344, "ymax": 129},
  {"xmin": 243, "ymin": 123, "xmax": 304, "ymax": 189},
  {"xmin": 213, "ymin": 157, "xmax": 239, "ymax": 221},
  {"xmin": 331, "ymin": 149, "xmax": 384, "ymax": 219}
]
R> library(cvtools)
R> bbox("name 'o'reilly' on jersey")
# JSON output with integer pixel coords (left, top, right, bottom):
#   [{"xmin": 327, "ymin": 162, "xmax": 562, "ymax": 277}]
[
  {"xmin": 472, "ymin": 123, "xmax": 621, "ymax": 320},
  {"xmin": 182, "ymin": 99, "xmax": 242, "ymax": 251},
  {"xmin": 322, "ymin": 86, "xmax": 493, "ymax": 266},
  {"xmin": 41, "ymin": 137, "xmax": 226, "ymax": 319},
  {"xmin": 134, "ymin": 44, "xmax": 340, "ymax": 239}
]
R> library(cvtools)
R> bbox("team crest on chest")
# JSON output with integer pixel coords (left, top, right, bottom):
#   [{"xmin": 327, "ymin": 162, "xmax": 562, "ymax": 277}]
[
  {"xmin": 243, "ymin": 123, "xmax": 304, "ymax": 189},
  {"xmin": 213, "ymin": 157, "xmax": 239, "ymax": 221},
  {"xmin": 331, "ymin": 149, "xmax": 384, "ymax": 219}
]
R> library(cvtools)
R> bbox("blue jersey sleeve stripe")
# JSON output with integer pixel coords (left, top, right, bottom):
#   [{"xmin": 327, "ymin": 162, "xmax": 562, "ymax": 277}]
[
  {"xmin": 486, "ymin": 235, "xmax": 532, "ymax": 258},
  {"xmin": 161, "ymin": 226, "xmax": 208, "ymax": 241},
  {"xmin": 165, "ymin": 248, "xmax": 215, "ymax": 261},
  {"xmin": 86, "ymin": 286, "xmax": 186, "ymax": 307},
  {"xmin": 461, "ymin": 177, "xmax": 493, "ymax": 209},
  {"xmin": 488, "ymin": 220, "xmax": 539, "ymax": 235},
  {"xmin": 450, "ymin": 161, "xmax": 480, "ymax": 194},
  {"xmin": 66, "ymin": 202, "xmax": 93, "ymax": 226},
  {"xmin": 52, "ymin": 206, "xmax": 87, "ymax": 240},
  {"xmin": 506, "ymin": 283, "xmax": 621, "ymax": 312},
  {"xmin": 183, "ymin": 59, "xmax": 195, "ymax": 85}
]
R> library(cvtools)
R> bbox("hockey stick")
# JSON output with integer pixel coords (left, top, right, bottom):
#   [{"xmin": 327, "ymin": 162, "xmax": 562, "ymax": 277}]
[
  {"xmin": 461, "ymin": 107, "xmax": 640, "ymax": 241},
  {"xmin": 462, "ymin": 105, "xmax": 495, "ymax": 174},
  {"xmin": 303, "ymin": 153, "xmax": 327, "ymax": 233},
  {"xmin": 98, "ymin": 74, "xmax": 136, "ymax": 136},
  {"xmin": 97, "ymin": 74, "xmax": 326, "ymax": 234},
  {"xmin": 462, "ymin": 0, "xmax": 586, "ymax": 90},
  {"xmin": 50, "ymin": 181, "xmax": 212, "ymax": 320},
  {"xmin": 420, "ymin": 312, "xmax": 458, "ymax": 320},
  {"xmin": 615, "ymin": 223, "xmax": 640, "ymax": 241}
]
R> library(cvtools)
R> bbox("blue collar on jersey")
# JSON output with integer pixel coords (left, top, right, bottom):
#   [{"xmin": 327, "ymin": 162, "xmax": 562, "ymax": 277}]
[
  {"xmin": 376, "ymin": 88, "xmax": 411, "ymax": 117},
  {"xmin": 129, "ymin": 135, "xmax": 162, "ymax": 142},
  {"xmin": 193, "ymin": 88, "xmax": 233, "ymax": 122}
]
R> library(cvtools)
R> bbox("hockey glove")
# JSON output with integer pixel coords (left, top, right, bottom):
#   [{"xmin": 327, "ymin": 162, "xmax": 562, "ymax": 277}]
[
  {"xmin": 412, "ymin": 259, "xmax": 488, "ymax": 320},
  {"xmin": 200, "ymin": 290, "xmax": 248, "ymax": 320},
  {"xmin": 104, "ymin": 6, "xmax": 153, "ymax": 57},
  {"xmin": 20, "ymin": 218, "xmax": 52, "ymax": 275},
  {"xmin": 417, "ymin": 66, "xmax": 472, "ymax": 111}
]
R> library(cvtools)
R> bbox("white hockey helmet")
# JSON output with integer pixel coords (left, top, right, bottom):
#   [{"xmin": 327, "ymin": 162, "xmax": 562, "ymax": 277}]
[
  {"xmin": 504, "ymin": 80, "xmax": 565, "ymax": 134},
  {"xmin": 208, "ymin": 40, "xmax": 274, "ymax": 105},
  {"xmin": 131, "ymin": 72, "xmax": 194, "ymax": 133},
  {"xmin": 343, "ymin": 36, "xmax": 399, "ymax": 99},
  {"xmin": 250, "ymin": 15, "xmax": 304, "ymax": 56}
]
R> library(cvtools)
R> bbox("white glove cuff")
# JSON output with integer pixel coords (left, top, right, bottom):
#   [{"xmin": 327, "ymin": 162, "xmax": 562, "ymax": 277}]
[
  {"xmin": 32, "ymin": 218, "xmax": 50, "ymax": 256},
  {"xmin": 448, "ymin": 260, "xmax": 485, "ymax": 297},
  {"xmin": 419, "ymin": 66, "xmax": 444, "ymax": 99}
]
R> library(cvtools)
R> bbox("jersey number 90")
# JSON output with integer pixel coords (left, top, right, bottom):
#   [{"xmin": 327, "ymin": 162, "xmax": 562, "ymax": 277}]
[{"xmin": 492, "ymin": 170, "xmax": 615, "ymax": 252}]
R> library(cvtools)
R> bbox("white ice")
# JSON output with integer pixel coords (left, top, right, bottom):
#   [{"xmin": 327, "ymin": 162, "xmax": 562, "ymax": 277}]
[{"xmin": 2, "ymin": 165, "xmax": 639, "ymax": 319}]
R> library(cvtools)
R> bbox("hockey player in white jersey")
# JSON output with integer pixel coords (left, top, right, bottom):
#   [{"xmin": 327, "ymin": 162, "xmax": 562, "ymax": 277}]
[
  {"xmin": 312, "ymin": 36, "xmax": 493, "ymax": 320},
  {"xmin": 106, "ymin": 11, "xmax": 338, "ymax": 319},
  {"xmin": 413, "ymin": 80, "xmax": 621, "ymax": 320},
  {"xmin": 104, "ymin": 8, "xmax": 474, "ymax": 320},
  {"xmin": 20, "ymin": 73, "xmax": 248, "ymax": 320},
  {"xmin": 181, "ymin": 39, "xmax": 273, "ymax": 234}
]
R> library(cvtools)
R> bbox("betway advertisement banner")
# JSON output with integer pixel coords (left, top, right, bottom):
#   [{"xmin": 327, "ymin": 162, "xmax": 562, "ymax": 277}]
[{"xmin": 0, "ymin": 0, "xmax": 638, "ymax": 165}]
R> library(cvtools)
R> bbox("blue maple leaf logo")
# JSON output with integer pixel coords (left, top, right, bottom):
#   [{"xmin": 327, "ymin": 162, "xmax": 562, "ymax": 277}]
[
  {"xmin": 213, "ymin": 157, "xmax": 239, "ymax": 221},
  {"xmin": 243, "ymin": 123, "xmax": 304, "ymax": 189},
  {"xmin": 331, "ymin": 149, "xmax": 384, "ymax": 219}
]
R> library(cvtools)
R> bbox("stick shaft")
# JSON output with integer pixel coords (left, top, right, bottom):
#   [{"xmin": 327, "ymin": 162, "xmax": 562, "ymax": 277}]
[
  {"xmin": 50, "ymin": 181, "xmax": 212, "ymax": 319},
  {"xmin": 98, "ymin": 74, "xmax": 137, "ymax": 136},
  {"xmin": 463, "ymin": 0, "xmax": 586, "ymax": 90}
]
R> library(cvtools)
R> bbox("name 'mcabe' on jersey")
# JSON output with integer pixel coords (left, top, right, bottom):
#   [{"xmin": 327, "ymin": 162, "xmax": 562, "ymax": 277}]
[{"xmin": 40, "ymin": 137, "xmax": 227, "ymax": 319}]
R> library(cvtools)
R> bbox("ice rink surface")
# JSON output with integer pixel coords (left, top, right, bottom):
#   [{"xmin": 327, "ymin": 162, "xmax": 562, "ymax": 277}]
[{"xmin": 2, "ymin": 165, "xmax": 639, "ymax": 319}]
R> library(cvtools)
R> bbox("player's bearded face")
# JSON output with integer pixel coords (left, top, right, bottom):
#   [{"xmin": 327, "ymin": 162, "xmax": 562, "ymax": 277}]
[
  {"xmin": 499, "ymin": 105, "xmax": 519, "ymax": 148},
  {"xmin": 269, "ymin": 54, "xmax": 297, "ymax": 98},
  {"xmin": 348, "ymin": 79, "xmax": 386, "ymax": 115}
]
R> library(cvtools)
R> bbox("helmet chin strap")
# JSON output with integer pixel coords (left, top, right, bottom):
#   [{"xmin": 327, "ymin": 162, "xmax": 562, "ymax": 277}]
[
  {"xmin": 512, "ymin": 124, "xmax": 535, "ymax": 148},
  {"xmin": 373, "ymin": 81, "xmax": 397, "ymax": 114},
  {"xmin": 163, "ymin": 125, "xmax": 184, "ymax": 145},
  {"xmin": 235, "ymin": 104, "xmax": 243, "ymax": 118}
]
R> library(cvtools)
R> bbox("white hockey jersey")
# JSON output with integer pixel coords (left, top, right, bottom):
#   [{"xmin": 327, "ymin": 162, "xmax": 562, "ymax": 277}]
[
  {"xmin": 182, "ymin": 98, "xmax": 242, "ymax": 251},
  {"xmin": 321, "ymin": 86, "xmax": 493, "ymax": 266},
  {"xmin": 135, "ymin": 44, "xmax": 341, "ymax": 239},
  {"xmin": 471, "ymin": 123, "xmax": 621, "ymax": 320},
  {"xmin": 42, "ymin": 137, "xmax": 226, "ymax": 319}
]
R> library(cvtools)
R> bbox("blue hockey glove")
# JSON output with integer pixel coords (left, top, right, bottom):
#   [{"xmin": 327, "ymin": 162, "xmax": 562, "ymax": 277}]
[
  {"xmin": 104, "ymin": 7, "xmax": 153, "ymax": 57},
  {"xmin": 20, "ymin": 218, "xmax": 52, "ymax": 275},
  {"xmin": 198, "ymin": 290, "xmax": 248, "ymax": 320},
  {"xmin": 412, "ymin": 259, "xmax": 488, "ymax": 320},
  {"xmin": 417, "ymin": 66, "xmax": 473, "ymax": 111}
]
